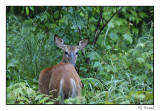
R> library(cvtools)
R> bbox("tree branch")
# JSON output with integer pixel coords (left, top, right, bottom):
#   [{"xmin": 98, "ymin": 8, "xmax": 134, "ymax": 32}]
[
  {"xmin": 100, "ymin": 6, "xmax": 124, "ymax": 34},
  {"xmin": 92, "ymin": 6, "xmax": 124, "ymax": 46},
  {"xmin": 93, "ymin": 7, "xmax": 104, "ymax": 46}
]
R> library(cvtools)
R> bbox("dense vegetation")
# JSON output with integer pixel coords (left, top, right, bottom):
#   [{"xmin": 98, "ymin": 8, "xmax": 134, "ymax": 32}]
[{"xmin": 7, "ymin": 6, "xmax": 153, "ymax": 104}]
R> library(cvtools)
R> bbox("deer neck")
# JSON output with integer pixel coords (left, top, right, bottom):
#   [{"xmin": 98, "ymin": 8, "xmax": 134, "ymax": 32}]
[{"xmin": 61, "ymin": 54, "xmax": 68, "ymax": 63}]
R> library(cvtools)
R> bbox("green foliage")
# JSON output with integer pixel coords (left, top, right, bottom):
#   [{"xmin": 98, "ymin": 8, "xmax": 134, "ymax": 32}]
[
  {"xmin": 81, "ymin": 78, "xmax": 104, "ymax": 91},
  {"xmin": 64, "ymin": 96, "xmax": 86, "ymax": 104},
  {"xmin": 7, "ymin": 82, "xmax": 56, "ymax": 104},
  {"xmin": 123, "ymin": 33, "xmax": 133, "ymax": 44},
  {"xmin": 7, "ymin": 82, "xmax": 36, "ymax": 104},
  {"xmin": 127, "ymin": 91, "xmax": 153, "ymax": 104},
  {"xmin": 7, "ymin": 6, "xmax": 153, "ymax": 104}
]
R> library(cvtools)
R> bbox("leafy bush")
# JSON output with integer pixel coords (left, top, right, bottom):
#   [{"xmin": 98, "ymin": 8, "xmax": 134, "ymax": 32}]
[
  {"xmin": 7, "ymin": 6, "xmax": 153, "ymax": 104},
  {"xmin": 7, "ymin": 82, "xmax": 57, "ymax": 104}
]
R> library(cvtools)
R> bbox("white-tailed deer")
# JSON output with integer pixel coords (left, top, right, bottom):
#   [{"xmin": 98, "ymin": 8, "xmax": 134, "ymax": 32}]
[{"xmin": 39, "ymin": 35, "xmax": 89, "ymax": 104}]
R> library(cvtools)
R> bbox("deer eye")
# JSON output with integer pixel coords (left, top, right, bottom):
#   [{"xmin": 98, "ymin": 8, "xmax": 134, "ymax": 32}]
[
  {"xmin": 76, "ymin": 52, "xmax": 78, "ymax": 55},
  {"xmin": 65, "ymin": 51, "xmax": 68, "ymax": 55}
]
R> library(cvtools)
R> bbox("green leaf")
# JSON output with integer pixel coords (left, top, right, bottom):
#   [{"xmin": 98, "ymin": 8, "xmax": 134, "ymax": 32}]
[
  {"xmin": 87, "ymin": 52, "xmax": 102, "ymax": 61},
  {"xmin": 138, "ymin": 94, "xmax": 145, "ymax": 99},
  {"xmin": 17, "ymin": 96, "xmax": 29, "ymax": 102},
  {"xmin": 89, "ymin": 17, "xmax": 97, "ymax": 23},
  {"xmin": 93, "ymin": 61, "xmax": 101, "ymax": 68},
  {"xmin": 81, "ymin": 78, "xmax": 104, "ymax": 90},
  {"xmin": 26, "ymin": 6, "xmax": 29, "ymax": 15},
  {"xmin": 107, "ymin": 45, "xmax": 112, "ymax": 50},
  {"xmin": 108, "ymin": 21, "xmax": 114, "ymax": 28},
  {"xmin": 105, "ymin": 101, "xmax": 113, "ymax": 104},
  {"xmin": 45, "ymin": 101, "xmax": 54, "ymax": 104},
  {"xmin": 77, "ymin": 21, "xmax": 82, "ymax": 30},
  {"xmin": 35, "ymin": 94, "xmax": 45, "ymax": 101},
  {"xmin": 54, "ymin": 11, "xmax": 59, "ymax": 18},
  {"xmin": 145, "ymin": 63, "xmax": 153, "ymax": 72},
  {"xmin": 137, "ymin": 58, "xmax": 145, "ymax": 64},
  {"xmin": 128, "ymin": 91, "xmax": 153, "ymax": 101},
  {"xmin": 132, "ymin": 27, "xmax": 139, "ymax": 34},
  {"xmin": 139, "ymin": 12, "xmax": 148, "ymax": 18},
  {"xmin": 39, "ymin": 97, "xmax": 50, "ymax": 104},
  {"xmin": 29, "ymin": 6, "xmax": 34, "ymax": 12},
  {"xmin": 104, "ymin": 65, "xmax": 112, "ymax": 72},
  {"xmin": 123, "ymin": 33, "xmax": 133, "ymax": 44},
  {"xmin": 119, "ymin": 100, "xmax": 130, "ymax": 104},
  {"xmin": 7, "ymin": 58, "xmax": 19, "ymax": 68},
  {"xmin": 136, "ymin": 42, "xmax": 145, "ymax": 48},
  {"xmin": 69, "ymin": 7, "xmax": 73, "ymax": 14},
  {"xmin": 110, "ymin": 32, "xmax": 118, "ymax": 41},
  {"xmin": 19, "ymin": 101, "xmax": 25, "ymax": 104},
  {"xmin": 7, "ymin": 93, "xmax": 17, "ymax": 104},
  {"xmin": 135, "ymin": 17, "xmax": 141, "ymax": 24}
]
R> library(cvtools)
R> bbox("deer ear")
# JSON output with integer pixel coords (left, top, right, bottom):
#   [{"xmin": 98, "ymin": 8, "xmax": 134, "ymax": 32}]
[
  {"xmin": 77, "ymin": 38, "xmax": 89, "ymax": 50},
  {"xmin": 54, "ymin": 35, "xmax": 66, "ymax": 50}
]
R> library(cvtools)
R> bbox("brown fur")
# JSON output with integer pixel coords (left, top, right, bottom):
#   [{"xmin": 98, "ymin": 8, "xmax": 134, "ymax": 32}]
[
  {"xmin": 39, "ymin": 36, "xmax": 88, "ymax": 104},
  {"xmin": 39, "ymin": 63, "xmax": 82, "ymax": 103}
]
